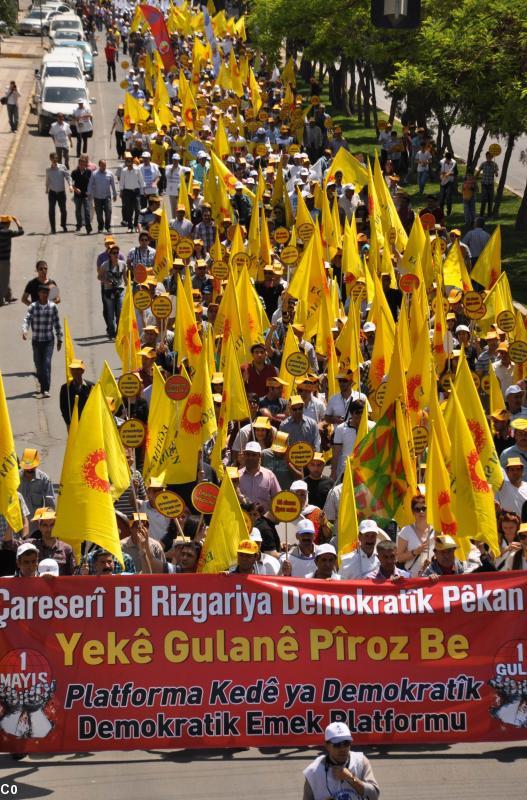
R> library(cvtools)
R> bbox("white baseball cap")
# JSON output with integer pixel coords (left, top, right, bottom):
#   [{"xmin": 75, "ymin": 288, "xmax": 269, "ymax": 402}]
[
  {"xmin": 296, "ymin": 519, "xmax": 315, "ymax": 536},
  {"xmin": 363, "ymin": 322, "xmax": 376, "ymax": 333},
  {"xmin": 290, "ymin": 480, "xmax": 308, "ymax": 492},
  {"xmin": 506, "ymin": 385, "xmax": 522, "ymax": 396},
  {"xmin": 325, "ymin": 722, "xmax": 353, "ymax": 743},
  {"xmin": 315, "ymin": 543, "xmax": 336, "ymax": 557},
  {"xmin": 17, "ymin": 542, "xmax": 38, "ymax": 559},
  {"xmin": 38, "ymin": 558, "xmax": 59, "ymax": 576},
  {"xmin": 359, "ymin": 519, "xmax": 381, "ymax": 535},
  {"xmin": 249, "ymin": 527, "xmax": 263, "ymax": 543},
  {"xmin": 244, "ymin": 441, "xmax": 262, "ymax": 453}
]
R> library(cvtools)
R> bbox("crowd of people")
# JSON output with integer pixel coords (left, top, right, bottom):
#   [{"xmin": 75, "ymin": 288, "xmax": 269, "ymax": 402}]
[{"xmin": 2, "ymin": 0, "xmax": 527, "ymax": 591}]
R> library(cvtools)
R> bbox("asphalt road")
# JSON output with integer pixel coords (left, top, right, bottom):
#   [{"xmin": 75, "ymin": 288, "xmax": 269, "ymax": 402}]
[{"xmin": 1, "ymin": 43, "xmax": 526, "ymax": 800}]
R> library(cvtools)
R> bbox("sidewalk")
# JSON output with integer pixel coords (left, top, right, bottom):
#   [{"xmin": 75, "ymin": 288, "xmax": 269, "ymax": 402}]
[{"xmin": 0, "ymin": 35, "xmax": 45, "ymax": 201}]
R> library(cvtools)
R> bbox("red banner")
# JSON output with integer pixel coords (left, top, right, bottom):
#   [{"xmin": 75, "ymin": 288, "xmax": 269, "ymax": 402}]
[
  {"xmin": 139, "ymin": 5, "xmax": 175, "ymax": 71},
  {"xmin": 1, "ymin": 574, "xmax": 527, "ymax": 753}
]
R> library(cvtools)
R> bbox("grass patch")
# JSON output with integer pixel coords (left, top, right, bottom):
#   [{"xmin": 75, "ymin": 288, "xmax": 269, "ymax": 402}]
[{"xmin": 301, "ymin": 82, "xmax": 527, "ymax": 302}]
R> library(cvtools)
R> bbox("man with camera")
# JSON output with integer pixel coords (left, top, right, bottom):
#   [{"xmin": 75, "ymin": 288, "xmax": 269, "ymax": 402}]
[{"xmin": 302, "ymin": 722, "xmax": 380, "ymax": 799}]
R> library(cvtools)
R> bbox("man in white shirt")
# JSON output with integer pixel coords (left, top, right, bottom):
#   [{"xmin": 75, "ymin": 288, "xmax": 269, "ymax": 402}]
[
  {"xmin": 438, "ymin": 152, "xmax": 456, "ymax": 215},
  {"xmin": 166, "ymin": 154, "xmax": 183, "ymax": 217},
  {"xmin": 120, "ymin": 154, "xmax": 145, "ymax": 232},
  {"xmin": 280, "ymin": 519, "xmax": 318, "ymax": 577},
  {"xmin": 493, "ymin": 343, "xmax": 515, "ymax": 395},
  {"xmin": 49, "ymin": 113, "xmax": 72, "ymax": 168},
  {"xmin": 138, "ymin": 477, "xmax": 170, "ymax": 542},
  {"xmin": 496, "ymin": 457, "xmax": 527, "ymax": 515},
  {"xmin": 338, "ymin": 184, "xmax": 360, "ymax": 222},
  {"xmin": 306, "ymin": 544, "xmax": 341, "ymax": 580},
  {"xmin": 339, "ymin": 519, "xmax": 385, "ymax": 579},
  {"xmin": 331, "ymin": 399, "xmax": 374, "ymax": 482}
]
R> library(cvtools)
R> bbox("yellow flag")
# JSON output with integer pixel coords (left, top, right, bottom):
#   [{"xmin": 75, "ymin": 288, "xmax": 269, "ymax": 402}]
[
  {"xmin": 338, "ymin": 457, "xmax": 359, "ymax": 564},
  {"xmin": 471, "ymin": 226, "xmax": 501, "ymax": 288},
  {"xmin": 425, "ymin": 427, "xmax": 458, "ymax": 538},
  {"xmin": 447, "ymin": 385, "xmax": 499, "ymax": 555},
  {"xmin": 214, "ymin": 271, "xmax": 246, "ymax": 366},
  {"xmin": 153, "ymin": 66, "xmax": 172, "ymax": 126},
  {"xmin": 489, "ymin": 362, "xmax": 506, "ymax": 415},
  {"xmin": 373, "ymin": 151, "xmax": 408, "ymax": 251},
  {"xmin": 228, "ymin": 48, "xmax": 243, "ymax": 96},
  {"xmin": 54, "ymin": 384, "xmax": 124, "ymax": 566},
  {"xmin": 236, "ymin": 266, "xmax": 268, "ymax": 359},
  {"xmin": 335, "ymin": 295, "xmax": 362, "ymax": 380},
  {"xmin": 115, "ymin": 274, "xmax": 141, "ymax": 374},
  {"xmin": 143, "ymin": 365, "xmax": 173, "ymax": 480},
  {"xmin": 197, "ymin": 472, "xmax": 246, "ymax": 572},
  {"xmin": 164, "ymin": 350, "xmax": 217, "ymax": 484},
  {"xmin": 449, "ymin": 348, "xmax": 503, "ymax": 492},
  {"xmin": 0, "ymin": 371, "xmax": 22, "ymax": 532},
  {"xmin": 443, "ymin": 239, "xmax": 472, "ymax": 291},
  {"xmin": 278, "ymin": 325, "xmax": 303, "ymax": 399},
  {"xmin": 406, "ymin": 320, "xmax": 432, "ymax": 419},
  {"xmin": 380, "ymin": 326, "xmax": 408, "ymax": 415},
  {"xmin": 432, "ymin": 281, "xmax": 447, "ymax": 375},
  {"xmin": 64, "ymin": 317, "xmax": 76, "ymax": 384},
  {"xmin": 324, "ymin": 147, "xmax": 367, "ymax": 194},
  {"xmin": 213, "ymin": 115, "xmax": 230, "ymax": 160},
  {"xmin": 280, "ymin": 56, "xmax": 296, "ymax": 87},
  {"xmin": 99, "ymin": 384, "xmax": 130, "ymax": 501},
  {"xmin": 173, "ymin": 276, "xmax": 203, "ymax": 371},
  {"xmin": 182, "ymin": 84, "xmax": 198, "ymax": 129},
  {"xmin": 123, "ymin": 92, "xmax": 149, "ymax": 130},
  {"xmin": 369, "ymin": 305, "xmax": 395, "ymax": 393},
  {"xmin": 99, "ymin": 360, "xmax": 122, "ymax": 411},
  {"xmin": 211, "ymin": 336, "xmax": 250, "ymax": 476},
  {"xmin": 401, "ymin": 214, "xmax": 426, "ymax": 276},
  {"xmin": 429, "ymin": 384, "xmax": 451, "ymax": 465},
  {"xmin": 153, "ymin": 207, "xmax": 172, "ymax": 281},
  {"xmin": 248, "ymin": 66, "xmax": 262, "ymax": 114}
]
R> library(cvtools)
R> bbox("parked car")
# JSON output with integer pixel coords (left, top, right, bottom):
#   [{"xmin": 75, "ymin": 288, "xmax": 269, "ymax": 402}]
[
  {"xmin": 36, "ymin": 75, "xmax": 91, "ymax": 135},
  {"xmin": 49, "ymin": 13, "xmax": 84, "ymax": 43},
  {"xmin": 51, "ymin": 40, "xmax": 94, "ymax": 80},
  {"xmin": 18, "ymin": 8, "xmax": 60, "ymax": 36}
]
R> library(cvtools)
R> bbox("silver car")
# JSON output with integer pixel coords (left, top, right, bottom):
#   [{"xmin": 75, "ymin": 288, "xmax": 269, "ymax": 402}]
[{"xmin": 18, "ymin": 8, "xmax": 60, "ymax": 36}]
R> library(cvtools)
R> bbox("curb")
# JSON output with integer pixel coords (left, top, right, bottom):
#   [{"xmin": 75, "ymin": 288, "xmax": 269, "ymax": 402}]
[
  {"xmin": 0, "ymin": 80, "xmax": 34, "ymax": 202},
  {"xmin": 0, "ymin": 52, "xmax": 42, "ymax": 59}
]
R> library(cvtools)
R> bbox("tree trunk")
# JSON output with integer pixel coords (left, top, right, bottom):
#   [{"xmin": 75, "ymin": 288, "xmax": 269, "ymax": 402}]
[
  {"xmin": 357, "ymin": 62, "xmax": 371, "ymax": 127},
  {"xmin": 493, "ymin": 132, "xmax": 516, "ymax": 217},
  {"xmin": 514, "ymin": 177, "xmax": 527, "ymax": 230},
  {"xmin": 368, "ymin": 65, "xmax": 378, "ymax": 129},
  {"xmin": 356, "ymin": 62, "xmax": 364, "ymax": 123},
  {"xmin": 348, "ymin": 65, "xmax": 356, "ymax": 115},
  {"xmin": 299, "ymin": 56, "xmax": 313, "ymax": 82},
  {"xmin": 472, "ymin": 128, "xmax": 489, "ymax": 170},
  {"xmin": 388, "ymin": 95, "xmax": 398, "ymax": 125},
  {"xmin": 466, "ymin": 124, "xmax": 478, "ymax": 169}
]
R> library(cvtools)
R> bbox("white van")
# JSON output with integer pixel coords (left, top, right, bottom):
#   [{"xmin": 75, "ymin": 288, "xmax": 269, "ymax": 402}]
[
  {"xmin": 49, "ymin": 13, "xmax": 83, "ymax": 42},
  {"xmin": 41, "ymin": 51, "xmax": 85, "ymax": 83},
  {"xmin": 36, "ymin": 75, "xmax": 90, "ymax": 135}
]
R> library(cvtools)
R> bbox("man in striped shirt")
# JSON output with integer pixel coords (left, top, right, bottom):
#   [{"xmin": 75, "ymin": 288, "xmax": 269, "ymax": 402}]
[{"xmin": 22, "ymin": 284, "xmax": 62, "ymax": 398}]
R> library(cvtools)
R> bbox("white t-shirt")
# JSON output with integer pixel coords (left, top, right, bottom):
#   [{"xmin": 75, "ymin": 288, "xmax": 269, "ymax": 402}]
[
  {"xmin": 416, "ymin": 150, "xmax": 432, "ymax": 172},
  {"xmin": 397, "ymin": 525, "xmax": 435, "ymax": 576},
  {"xmin": 496, "ymin": 480, "xmax": 527, "ymax": 516},
  {"xmin": 73, "ymin": 106, "xmax": 93, "ymax": 134},
  {"xmin": 339, "ymin": 549, "xmax": 379, "ymax": 579},
  {"xmin": 333, "ymin": 419, "xmax": 375, "ymax": 477},
  {"xmin": 49, "ymin": 121, "xmax": 71, "ymax": 148}
]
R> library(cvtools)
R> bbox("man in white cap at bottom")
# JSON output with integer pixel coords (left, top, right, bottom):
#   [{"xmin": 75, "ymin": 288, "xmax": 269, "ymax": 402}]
[
  {"xmin": 280, "ymin": 518, "xmax": 318, "ymax": 577},
  {"xmin": 339, "ymin": 520, "xmax": 389, "ymax": 580},
  {"xmin": 302, "ymin": 721, "xmax": 380, "ymax": 800},
  {"xmin": 306, "ymin": 543, "xmax": 340, "ymax": 580}
]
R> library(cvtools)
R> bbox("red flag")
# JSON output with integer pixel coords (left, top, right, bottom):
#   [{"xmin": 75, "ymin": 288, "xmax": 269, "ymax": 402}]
[{"xmin": 139, "ymin": 5, "xmax": 175, "ymax": 71}]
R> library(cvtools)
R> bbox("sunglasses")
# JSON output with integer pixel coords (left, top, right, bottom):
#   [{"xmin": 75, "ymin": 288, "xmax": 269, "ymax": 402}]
[
  {"xmin": 519, "ymin": 534, "xmax": 527, "ymax": 541},
  {"xmin": 330, "ymin": 741, "xmax": 352, "ymax": 747},
  {"xmin": 414, "ymin": 506, "xmax": 427, "ymax": 512},
  {"xmin": 338, "ymin": 378, "xmax": 351, "ymax": 383}
]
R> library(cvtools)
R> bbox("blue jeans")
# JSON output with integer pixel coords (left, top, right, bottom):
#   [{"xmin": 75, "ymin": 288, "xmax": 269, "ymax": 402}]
[
  {"xmin": 464, "ymin": 197, "xmax": 476, "ymax": 227},
  {"xmin": 74, "ymin": 195, "xmax": 92, "ymax": 231},
  {"xmin": 417, "ymin": 170, "xmax": 428, "ymax": 194},
  {"xmin": 94, "ymin": 197, "xmax": 112, "ymax": 230},
  {"xmin": 32, "ymin": 339, "xmax": 54, "ymax": 392},
  {"xmin": 101, "ymin": 287, "xmax": 123, "ymax": 338}
]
